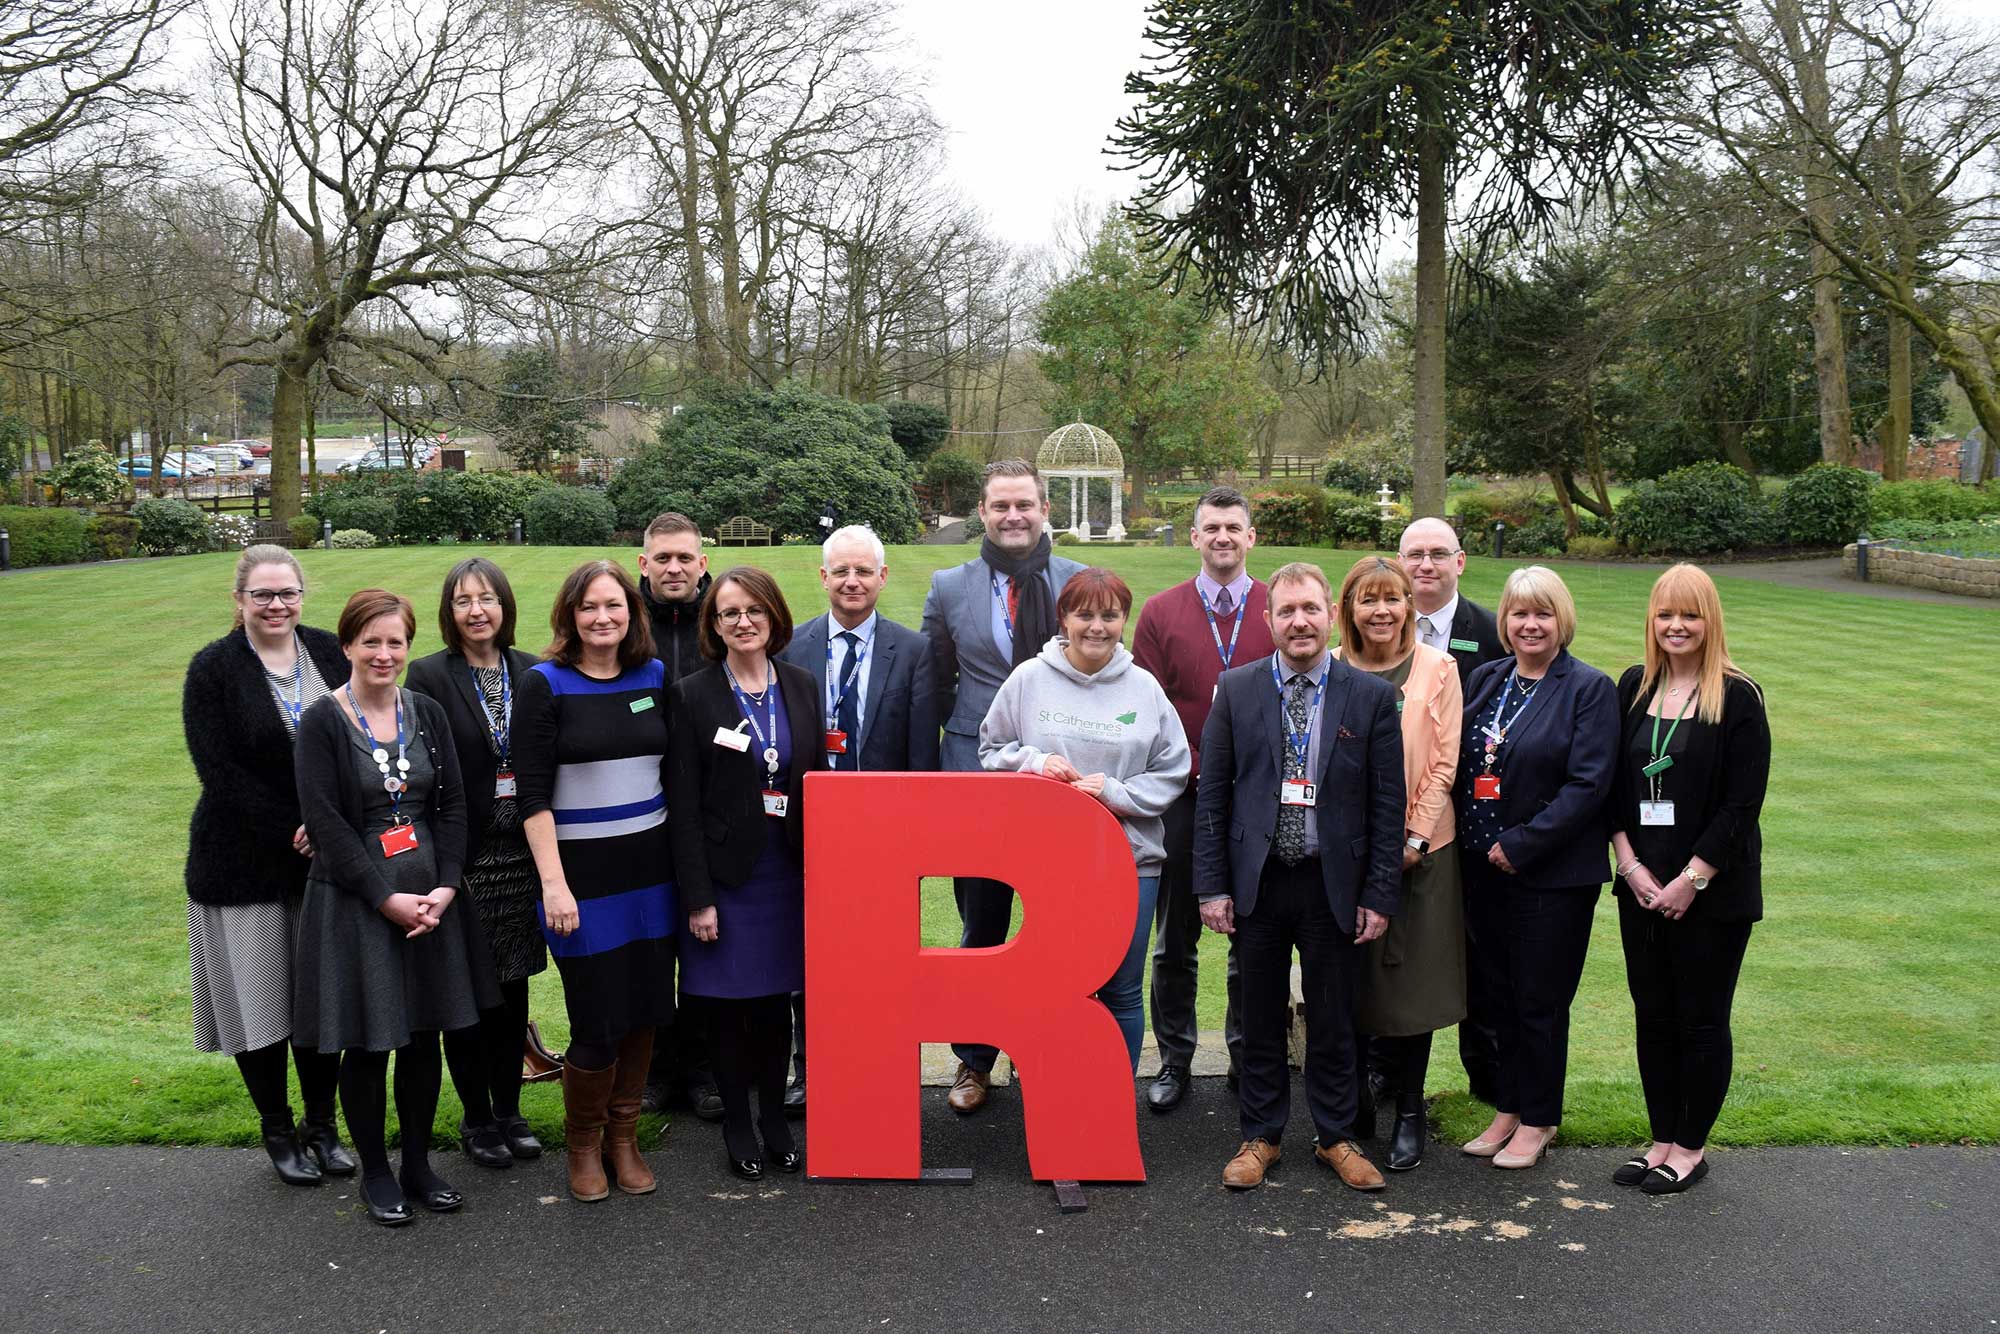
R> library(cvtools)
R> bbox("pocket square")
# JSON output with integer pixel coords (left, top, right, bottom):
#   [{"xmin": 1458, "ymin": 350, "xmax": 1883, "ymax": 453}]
[{"xmin": 1337, "ymin": 726, "xmax": 1357, "ymax": 740}]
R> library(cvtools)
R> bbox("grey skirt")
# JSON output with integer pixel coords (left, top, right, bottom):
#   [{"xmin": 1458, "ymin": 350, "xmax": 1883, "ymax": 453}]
[
  {"xmin": 189, "ymin": 894, "xmax": 301, "ymax": 1055},
  {"xmin": 1356, "ymin": 839, "xmax": 1468, "ymax": 1038}
]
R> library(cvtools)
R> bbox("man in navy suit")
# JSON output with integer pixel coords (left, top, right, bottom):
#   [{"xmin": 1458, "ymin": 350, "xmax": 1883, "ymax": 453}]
[
  {"xmin": 1195, "ymin": 561, "xmax": 1406, "ymax": 1193},
  {"xmin": 920, "ymin": 458, "xmax": 1085, "ymax": 1114},
  {"xmin": 777, "ymin": 523, "xmax": 939, "ymax": 1110}
]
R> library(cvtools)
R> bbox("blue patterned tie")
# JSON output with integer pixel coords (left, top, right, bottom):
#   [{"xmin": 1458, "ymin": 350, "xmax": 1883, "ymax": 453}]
[
  {"xmin": 833, "ymin": 631, "xmax": 862, "ymax": 771},
  {"xmin": 1275, "ymin": 673, "xmax": 1312, "ymax": 865}
]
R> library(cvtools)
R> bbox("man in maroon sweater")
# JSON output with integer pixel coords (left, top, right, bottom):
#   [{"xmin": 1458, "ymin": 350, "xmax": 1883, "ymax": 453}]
[{"xmin": 1131, "ymin": 485, "xmax": 1278, "ymax": 1112}]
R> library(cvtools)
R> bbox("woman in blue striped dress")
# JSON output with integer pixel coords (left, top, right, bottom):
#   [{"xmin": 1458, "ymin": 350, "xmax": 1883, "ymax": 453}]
[{"xmin": 516, "ymin": 560, "xmax": 677, "ymax": 1202}]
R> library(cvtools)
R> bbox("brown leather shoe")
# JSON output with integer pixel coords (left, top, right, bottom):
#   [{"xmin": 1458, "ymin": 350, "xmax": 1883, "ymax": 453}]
[
  {"xmin": 1315, "ymin": 1139, "xmax": 1386, "ymax": 1192},
  {"xmin": 947, "ymin": 1062, "xmax": 990, "ymax": 1115},
  {"xmin": 602, "ymin": 1028, "xmax": 658, "ymax": 1195},
  {"xmin": 563, "ymin": 1059, "xmax": 617, "ymax": 1202},
  {"xmin": 1222, "ymin": 1138, "xmax": 1282, "ymax": 1190}
]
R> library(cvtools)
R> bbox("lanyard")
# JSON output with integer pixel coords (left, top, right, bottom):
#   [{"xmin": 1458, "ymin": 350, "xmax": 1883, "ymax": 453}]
[
  {"xmin": 825, "ymin": 630, "xmax": 868, "ymax": 719},
  {"xmin": 990, "ymin": 573, "xmax": 1014, "ymax": 641},
  {"xmin": 1647, "ymin": 683, "xmax": 1694, "ymax": 797},
  {"xmin": 347, "ymin": 683, "xmax": 409, "ymax": 824},
  {"xmin": 272, "ymin": 634, "xmax": 305, "ymax": 728},
  {"xmin": 1480, "ymin": 669, "xmax": 1540, "ymax": 771},
  {"xmin": 1270, "ymin": 655, "xmax": 1327, "ymax": 776},
  {"xmin": 726, "ymin": 662, "xmax": 781, "ymax": 782},
  {"xmin": 1198, "ymin": 585, "xmax": 1245, "ymax": 670},
  {"xmin": 468, "ymin": 656, "xmax": 511, "ymax": 765}
]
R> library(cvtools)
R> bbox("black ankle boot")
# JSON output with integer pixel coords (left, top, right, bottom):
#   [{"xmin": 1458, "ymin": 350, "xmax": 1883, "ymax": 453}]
[
  {"xmin": 299, "ymin": 1105, "xmax": 357, "ymax": 1176},
  {"xmin": 260, "ymin": 1119, "xmax": 324, "ymax": 1187},
  {"xmin": 1388, "ymin": 1102, "xmax": 1427, "ymax": 1171}
]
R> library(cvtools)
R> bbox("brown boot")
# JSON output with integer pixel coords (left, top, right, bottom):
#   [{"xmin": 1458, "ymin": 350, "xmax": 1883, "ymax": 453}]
[
  {"xmin": 603, "ymin": 1028, "xmax": 658, "ymax": 1195},
  {"xmin": 563, "ymin": 1058, "xmax": 616, "ymax": 1202}
]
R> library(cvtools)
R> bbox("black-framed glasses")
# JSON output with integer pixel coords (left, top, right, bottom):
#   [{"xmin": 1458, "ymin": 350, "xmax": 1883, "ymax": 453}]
[
  {"xmin": 715, "ymin": 607, "xmax": 770, "ymax": 625},
  {"xmin": 243, "ymin": 588, "xmax": 303, "ymax": 607}
]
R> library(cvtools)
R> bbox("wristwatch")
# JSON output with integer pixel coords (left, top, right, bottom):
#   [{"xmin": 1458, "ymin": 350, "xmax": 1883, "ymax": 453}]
[
  {"xmin": 1407, "ymin": 835, "xmax": 1429, "ymax": 855},
  {"xmin": 1682, "ymin": 864, "xmax": 1710, "ymax": 892}
]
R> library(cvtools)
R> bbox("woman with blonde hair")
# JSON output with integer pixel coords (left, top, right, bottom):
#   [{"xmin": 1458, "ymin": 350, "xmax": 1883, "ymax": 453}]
[
  {"xmin": 1453, "ymin": 565, "xmax": 1617, "ymax": 1170},
  {"xmin": 1608, "ymin": 563, "xmax": 1769, "ymax": 1196},
  {"xmin": 1333, "ymin": 557, "xmax": 1463, "ymax": 1172}
]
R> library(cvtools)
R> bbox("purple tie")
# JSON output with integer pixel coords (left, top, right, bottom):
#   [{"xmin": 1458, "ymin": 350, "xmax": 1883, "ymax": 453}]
[{"xmin": 1214, "ymin": 585, "xmax": 1234, "ymax": 617}]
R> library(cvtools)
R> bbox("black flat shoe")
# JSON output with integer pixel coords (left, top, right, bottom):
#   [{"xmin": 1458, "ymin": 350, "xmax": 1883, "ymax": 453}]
[
  {"xmin": 1386, "ymin": 1109, "xmax": 1426, "ymax": 1172},
  {"xmin": 361, "ymin": 1176, "xmax": 413, "ymax": 1227},
  {"xmin": 773, "ymin": 1149, "xmax": 804, "ymax": 1174},
  {"xmin": 262, "ymin": 1128, "xmax": 324, "ymax": 1187},
  {"xmin": 399, "ymin": 1168, "xmax": 465, "ymax": 1213},
  {"xmin": 1613, "ymin": 1155, "xmax": 1655, "ymax": 1187},
  {"xmin": 497, "ymin": 1116, "xmax": 542, "ymax": 1160},
  {"xmin": 728, "ymin": 1155, "xmax": 766, "ymax": 1182},
  {"xmin": 691, "ymin": 1081, "xmax": 725, "ymax": 1123},
  {"xmin": 459, "ymin": 1118, "xmax": 513, "ymax": 1169},
  {"xmin": 1640, "ymin": 1159, "xmax": 1709, "ymax": 1195},
  {"xmin": 1147, "ymin": 1064, "xmax": 1189, "ymax": 1113},
  {"xmin": 298, "ymin": 1120, "xmax": 356, "ymax": 1177}
]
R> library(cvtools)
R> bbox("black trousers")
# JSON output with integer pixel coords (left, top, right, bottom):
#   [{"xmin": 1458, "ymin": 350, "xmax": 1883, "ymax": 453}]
[
  {"xmin": 1235, "ymin": 858, "xmax": 1360, "ymax": 1148},
  {"xmin": 1458, "ymin": 874, "xmax": 1505, "ymax": 1100},
  {"xmin": 1619, "ymin": 897, "xmax": 1753, "ymax": 1149},
  {"xmin": 1463, "ymin": 863, "xmax": 1598, "ymax": 1125},
  {"xmin": 1149, "ymin": 788, "xmax": 1242, "ymax": 1072},
  {"xmin": 950, "ymin": 875, "xmax": 1016, "ymax": 1073},
  {"xmin": 648, "ymin": 937, "xmax": 712, "ymax": 1093}
]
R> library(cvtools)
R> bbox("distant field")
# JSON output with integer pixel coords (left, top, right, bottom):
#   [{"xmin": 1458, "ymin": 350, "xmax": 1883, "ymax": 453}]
[{"xmin": 0, "ymin": 542, "xmax": 1994, "ymax": 1150}]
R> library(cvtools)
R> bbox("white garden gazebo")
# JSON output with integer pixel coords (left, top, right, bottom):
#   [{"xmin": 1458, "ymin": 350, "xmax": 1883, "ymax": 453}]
[{"xmin": 1037, "ymin": 421, "xmax": 1127, "ymax": 541}]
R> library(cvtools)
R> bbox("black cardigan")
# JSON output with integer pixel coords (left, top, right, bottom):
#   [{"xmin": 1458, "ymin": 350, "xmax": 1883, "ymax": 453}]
[
  {"xmin": 182, "ymin": 626, "xmax": 350, "ymax": 906},
  {"xmin": 1610, "ymin": 668, "xmax": 1770, "ymax": 922},
  {"xmin": 405, "ymin": 646, "xmax": 540, "ymax": 871},
  {"xmin": 667, "ymin": 660, "xmax": 826, "ymax": 915},
  {"xmin": 294, "ymin": 690, "xmax": 467, "ymax": 908}
]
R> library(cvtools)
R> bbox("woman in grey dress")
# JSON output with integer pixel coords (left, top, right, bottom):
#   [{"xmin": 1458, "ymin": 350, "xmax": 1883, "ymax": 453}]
[
  {"xmin": 294, "ymin": 590, "xmax": 499, "ymax": 1227},
  {"xmin": 182, "ymin": 544, "xmax": 355, "ymax": 1186}
]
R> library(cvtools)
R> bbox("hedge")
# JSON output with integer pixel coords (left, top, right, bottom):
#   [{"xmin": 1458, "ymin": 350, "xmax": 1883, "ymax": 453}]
[
  {"xmin": 0, "ymin": 505, "xmax": 91, "ymax": 566},
  {"xmin": 524, "ymin": 486, "xmax": 616, "ymax": 545},
  {"xmin": 303, "ymin": 469, "xmax": 553, "ymax": 544},
  {"xmin": 132, "ymin": 497, "xmax": 212, "ymax": 556},
  {"xmin": 1774, "ymin": 463, "xmax": 1874, "ymax": 546},
  {"xmin": 1867, "ymin": 478, "xmax": 1999, "ymax": 526},
  {"xmin": 1614, "ymin": 462, "xmax": 1765, "ymax": 554}
]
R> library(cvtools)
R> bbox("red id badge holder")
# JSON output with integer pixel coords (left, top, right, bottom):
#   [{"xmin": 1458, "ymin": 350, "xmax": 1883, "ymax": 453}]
[
  {"xmin": 1473, "ymin": 773, "xmax": 1501, "ymax": 801},
  {"xmin": 824, "ymin": 729, "xmax": 847, "ymax": 755},
  {"xmin": 379, "ymin": 822, "xmax": 420, "ymax": 857}
]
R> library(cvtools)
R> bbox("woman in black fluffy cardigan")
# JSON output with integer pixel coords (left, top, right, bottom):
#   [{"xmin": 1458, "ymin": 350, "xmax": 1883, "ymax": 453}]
[{"xmin": 182, "ymin": 544, "xmax": 355, "ymax": 1185}]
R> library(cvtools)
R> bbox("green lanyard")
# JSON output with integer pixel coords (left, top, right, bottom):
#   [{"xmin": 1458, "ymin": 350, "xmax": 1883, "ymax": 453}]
[{"xmin": 1643, "ymin": 685, "xmax": 1694, "ymax": 795}]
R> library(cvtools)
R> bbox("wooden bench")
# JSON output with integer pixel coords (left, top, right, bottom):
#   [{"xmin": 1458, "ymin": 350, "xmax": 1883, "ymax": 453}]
[{"xmin": 715, "ymin": 514, "xmax": 774, "ymax": 546}]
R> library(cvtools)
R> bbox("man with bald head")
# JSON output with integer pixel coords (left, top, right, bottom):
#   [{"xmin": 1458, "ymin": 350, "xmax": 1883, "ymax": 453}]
[{"xmin": 1396, "ymin": 516, "xmax": 1506, "ymax": 1107}]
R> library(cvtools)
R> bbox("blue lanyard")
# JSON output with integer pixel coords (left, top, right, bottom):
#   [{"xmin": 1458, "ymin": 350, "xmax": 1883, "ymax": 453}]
[
  {"xmin": 726, "ymin": 662, "xmax": 781, "ymax": 782},
  {"xmin": 1480, "ymin": 669, "xmax": 1540, "ymax": 770},
  {"xmin": 990, "ymin": 573, "xmax": 1014, "ymax": 641},
  {"xmin": 825, "ymin": 631, "xmax": 868, "ymax": 718},
  {"xmin": 273, "ymin": 634, "xmax": 305, "ymax": 728},
  {"xmin": 467, "ymin": 656, "xmax": 511, "ymax": 765},
  {"xmin": 1198, "ymin": 585, "xmax": 1245, "ymax": 670},
  {"xmin": 346, "ymin": 683, "xmax": 409, "ymax": 824},
  {"xmin": 1270, "ymin": 655, "xmax": 1327, "ymax": 775}
]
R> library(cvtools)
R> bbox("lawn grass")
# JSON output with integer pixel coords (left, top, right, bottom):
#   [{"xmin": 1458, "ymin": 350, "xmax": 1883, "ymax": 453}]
[{"xmin": 1, "ymin": 543, "xmax": 1996, "ymax": 1151}]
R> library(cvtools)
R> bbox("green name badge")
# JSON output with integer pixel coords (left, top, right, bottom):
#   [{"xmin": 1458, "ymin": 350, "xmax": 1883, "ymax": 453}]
[
  {"xmin": 629, "ymin": 695, "xmax": 656, "ymax": 713},
  {"xmin": 1449, "ymin": 637, "xmax": 1480, "ymax": 653},
  {"xmin": 1641, "ymin": 755, "xmax": 1673, "ymax": 777},
  {"xmin": 1396, "ymin": 699, "xmax": 1405, "ymax": 713}
]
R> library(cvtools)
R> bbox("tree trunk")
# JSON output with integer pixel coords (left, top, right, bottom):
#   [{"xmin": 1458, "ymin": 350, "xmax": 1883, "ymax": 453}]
[
  {"xmin": 305, "ymin": 388, "xmax": 318, "ymax": 496},
  {"xmin": 712, "ymin": 147, "xmax": 748, "ymax": 380},
  {"xmin": 1548, "ymin": 471, "xmax": 1581, "ymax": 535},
  {"xmin": 1878, "ymin": 304, "xmax": 1910, "ymax": 481},
  {"xmin": 1410, "ymin": 129, "xmax": 1448, "ymax": 518},
  {"xmin": 269, "ymin": 358, "xmax": 311, "ymax": 524},
  {"xmin": 676, "ymin": 109, "xmax": 723, "ymax": 380}
]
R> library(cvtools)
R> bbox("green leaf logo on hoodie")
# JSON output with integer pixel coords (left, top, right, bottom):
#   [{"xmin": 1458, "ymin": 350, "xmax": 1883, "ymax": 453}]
[{"xmin": 1115, "ymin": 711, "xmax": 1137, "ymax": 725}]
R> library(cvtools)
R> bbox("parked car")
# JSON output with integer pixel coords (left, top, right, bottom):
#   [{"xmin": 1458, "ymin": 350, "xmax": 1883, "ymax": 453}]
[
  {"xmin": 200, "ymin": 445, "xmax": 255, "ymax": 470},
  {"xmin": 337, "ymin": 448, "xmax": 422, "ymax": 473},
  {"xmin": 118, "ymin": 453, "xmax": 216, "ymax": 480},
  {"xmin": 228, "ymin": 439, "xmax": 271, "ymax": 459}
]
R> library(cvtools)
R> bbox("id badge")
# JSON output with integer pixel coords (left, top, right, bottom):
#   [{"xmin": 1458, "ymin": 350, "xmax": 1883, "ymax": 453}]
[
  {"xmin": 1639, "ymin": 800, "xmax": 1676, "ymax": 827},
  {"xmin": 1474, "ymin": 773, "xmax": 1501, "ymax": 801},
  {"xmin": 824, "ymin": 729, "xmax": 848, "ymax": 755},
  {"xmin": 714, "ymin": 726, "xmax": 751, "ymax": 753},
  {"xmin": 761, "ymin": 790, "xmax": 790, "ymax": 818},
  {"xmin": 379, "ymin": 823, "xmax": 419, "ymax": 858},
  {"xmin": 494, "ymin": 770, "xmax": 517, "ymax": 798},
  {"xmin": 1280, "ymin": 779, "xmax": 1317, "ymax": 808}
]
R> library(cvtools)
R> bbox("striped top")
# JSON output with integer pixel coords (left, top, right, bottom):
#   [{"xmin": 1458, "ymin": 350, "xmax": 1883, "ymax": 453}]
[{"xmin": 515, "ymin": 658, "xmax": 676, "ymax": 961}]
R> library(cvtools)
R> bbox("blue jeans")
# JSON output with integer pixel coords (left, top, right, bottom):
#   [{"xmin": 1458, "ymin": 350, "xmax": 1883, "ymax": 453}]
[{"xmin": 1100, "ymin": 875, "xmax": 1160, "ymax": 1072}]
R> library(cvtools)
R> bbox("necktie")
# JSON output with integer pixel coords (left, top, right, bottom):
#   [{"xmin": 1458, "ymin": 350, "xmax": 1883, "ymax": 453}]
[
  {"xmin": 1418, "ymin": 615, "xmax": 1437, "ymax": 649},
  {"xmin": 1213, "ymin": 585, "xmax": 1234, "ymax": 618},
  {"xmin": 834, "ymin": 631, "xmax": 862, "ymax": 771},
  {"xmin": 1274, "ymin": 673, "xmax": 1312, "ymax": 865}
]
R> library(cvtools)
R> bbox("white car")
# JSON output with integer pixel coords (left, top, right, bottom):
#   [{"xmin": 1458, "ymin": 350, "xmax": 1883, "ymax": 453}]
[{"xmin": 199, "ymin": 445, "xmax": 255, "ymax": 471}]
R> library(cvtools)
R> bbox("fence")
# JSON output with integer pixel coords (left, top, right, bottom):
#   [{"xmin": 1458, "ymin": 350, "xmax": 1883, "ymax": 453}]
[{"xmin": 1157, "ymin": 455, "xmax": 1326, "ymax": 485}]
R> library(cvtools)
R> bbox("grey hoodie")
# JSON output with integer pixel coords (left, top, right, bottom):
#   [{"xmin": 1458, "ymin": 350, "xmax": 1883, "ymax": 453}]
[{"xmin": 978, "ymin": 635, "xmax": 1191, "ymax": 874}]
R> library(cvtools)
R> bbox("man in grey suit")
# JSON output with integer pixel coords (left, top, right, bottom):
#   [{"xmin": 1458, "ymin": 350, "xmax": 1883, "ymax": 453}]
[
  {"xmin": 1194, "ymin": 561, "xmax": 1406, "ymax": 1193},
  {"xmin": 920, "ymin": 457, "xmax": 1086, "ymax": 1115},
  {"xmin": 777, "ymin": 524, "xmax": 941, "ymax": 1111}
]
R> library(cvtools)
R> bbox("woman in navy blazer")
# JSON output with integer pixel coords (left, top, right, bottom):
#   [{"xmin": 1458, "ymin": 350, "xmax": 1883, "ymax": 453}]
[{"xmin": 1453, "ymin": 566, "xmax": 1617, "ymax": 1170}]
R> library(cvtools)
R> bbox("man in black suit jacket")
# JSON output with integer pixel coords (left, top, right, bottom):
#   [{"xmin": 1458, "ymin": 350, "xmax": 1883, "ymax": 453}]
[
  {"xmin": 1194, "ymin": 562, "xmax": 1406, "ymax": 1194},
  {"xmin": 1398, "ymin": 516, "xmax": 1507, "ymax": 1104},
  {"xmin": 775, "ymin": 524, "xmax": 940, "ymax": 1109}
]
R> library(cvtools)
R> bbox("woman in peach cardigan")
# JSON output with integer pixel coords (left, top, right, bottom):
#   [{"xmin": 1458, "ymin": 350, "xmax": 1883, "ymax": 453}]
[{"xmin": 1334, "ymin": 557, "xmax": 1464, "ymax": 1173}]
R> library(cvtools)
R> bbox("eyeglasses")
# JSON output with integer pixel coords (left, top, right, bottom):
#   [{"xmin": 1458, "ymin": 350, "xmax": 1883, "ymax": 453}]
[
  {"xmin": 1399, "ymin": 548, "xmax": 1460, "ymax": 565},
  {"xmin": 243, "ymin": 588, "xmax": 303, "ymax": 607},
  {"xmin": 714, "ymin": 607, "xmax": 770, "ymax": 625},
  {"xmin": 451, "ymin": 594, "xmax": 503, "ymax": 611}
]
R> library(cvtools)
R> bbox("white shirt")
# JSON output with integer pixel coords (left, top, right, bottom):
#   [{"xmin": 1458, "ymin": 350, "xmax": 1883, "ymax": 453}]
[
  {"xmin": 1415, "ymin": 592, "xmax": 1459, "ymax": 655},
  {"xmin": 824, "ymin": 610, "xmax": 878, "ymax": 761}
]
